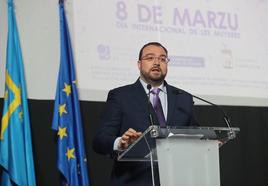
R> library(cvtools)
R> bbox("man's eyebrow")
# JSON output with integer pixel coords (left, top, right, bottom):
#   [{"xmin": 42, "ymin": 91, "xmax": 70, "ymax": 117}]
[{"xmin": 143, "ymin": 53, "xmax": 167, "ymax": 57}]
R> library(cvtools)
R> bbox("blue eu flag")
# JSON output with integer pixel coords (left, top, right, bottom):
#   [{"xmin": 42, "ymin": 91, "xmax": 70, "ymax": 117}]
[
  {"xmin": 52, "ymin": 1, "xmax": 90, "ymax": 185},
  {"xmin": 0, "ymin": 0, "xmax": 36, "ymax": 186}
]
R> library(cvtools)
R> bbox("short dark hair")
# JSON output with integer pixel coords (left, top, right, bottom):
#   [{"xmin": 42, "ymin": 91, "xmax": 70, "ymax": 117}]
[{"xmin": 138, "ymin": 42, "xmax": 168, "ymax": 60}]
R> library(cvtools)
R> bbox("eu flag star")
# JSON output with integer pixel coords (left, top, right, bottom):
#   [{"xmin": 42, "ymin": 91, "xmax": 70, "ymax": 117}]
[
  {"xmin": 66, "ymin": 148, "xmax": 75, "ymax": 160},
  {"xmin": 58, "ymin": 127, "xmax": 67, "ymax": 139},
  {"xmin": 62, "ymin": 83, "xmax": 71, "ymax": 97},
  {"xmin": 58, "ymin": 104, "xmax": 67, "ymax": 116}
]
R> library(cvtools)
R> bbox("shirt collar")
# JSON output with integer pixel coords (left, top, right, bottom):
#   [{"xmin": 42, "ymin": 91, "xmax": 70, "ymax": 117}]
[{"xmin": 139, "ymin": 78, "xmax": 167, "ymax": 94}]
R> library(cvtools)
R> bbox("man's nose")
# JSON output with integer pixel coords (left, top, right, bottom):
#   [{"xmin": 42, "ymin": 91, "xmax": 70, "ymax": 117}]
[{"xmin": 153, "ymin": 58, "xmax": 161, "ymax": 65}]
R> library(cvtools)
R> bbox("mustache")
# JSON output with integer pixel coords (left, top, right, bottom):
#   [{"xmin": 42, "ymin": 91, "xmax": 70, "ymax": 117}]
[
  {"xmin": 150, "ymin": 67, "xmax": 161, "ymax": 71},
  {"xmin": 151, "ymin": 63, "xmax": 161, "ymax": 69}
]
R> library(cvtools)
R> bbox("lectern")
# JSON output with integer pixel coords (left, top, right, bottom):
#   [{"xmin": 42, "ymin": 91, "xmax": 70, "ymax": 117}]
[{"xmin": 117, "ymin": 125, "xmax": 240, "ymax": 186}]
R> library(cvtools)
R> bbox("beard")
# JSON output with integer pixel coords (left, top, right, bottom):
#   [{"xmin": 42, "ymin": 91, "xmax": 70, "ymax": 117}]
[{"xmin": 140, "ymin": 68, "xmax": 166, "ymax": 85}]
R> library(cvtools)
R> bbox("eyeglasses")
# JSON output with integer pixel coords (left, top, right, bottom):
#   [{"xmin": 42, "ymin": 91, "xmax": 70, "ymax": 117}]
[{"xmin": 140, "ymin": 56, "xmax": 170, "ymax": 64}]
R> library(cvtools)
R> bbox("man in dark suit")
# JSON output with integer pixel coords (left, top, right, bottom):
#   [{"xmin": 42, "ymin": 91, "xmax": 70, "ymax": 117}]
[{"xmin": 93, "ymin": 42, "xmax": 198, "ymax": 186}]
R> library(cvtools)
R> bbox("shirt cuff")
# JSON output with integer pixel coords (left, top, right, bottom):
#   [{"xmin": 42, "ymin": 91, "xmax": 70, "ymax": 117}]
[{"xmin": 113, "ymin": 137, "xmax": 123, "ymax": 151}]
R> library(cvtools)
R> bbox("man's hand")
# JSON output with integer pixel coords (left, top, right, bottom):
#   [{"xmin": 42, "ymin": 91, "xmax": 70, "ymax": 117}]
[{"xmin": 118, "ymin": 128, "xmax": 142, "ymax": 150}]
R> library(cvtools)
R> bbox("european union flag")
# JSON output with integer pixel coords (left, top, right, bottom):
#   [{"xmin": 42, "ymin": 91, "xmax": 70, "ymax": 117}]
[
  {"xmin": 0, "ymin": 0, "xmax": 36, "ymax": 186},
  {"xmin": 51, "ymin": 1, "xmax": 90, "ymax": 185}
]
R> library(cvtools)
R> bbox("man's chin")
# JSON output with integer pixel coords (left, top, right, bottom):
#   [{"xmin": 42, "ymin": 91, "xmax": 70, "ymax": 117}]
[
  {"xmin": 141, "ymin": 72, "xmax": 166, "ymax": 84},
  {"xmin": 149, "ymin": 76, "xmax": 165, "ymax": 83},
  {"xmin": 149, "ymin": 73, "xmax": 161, "ymax": 79}
]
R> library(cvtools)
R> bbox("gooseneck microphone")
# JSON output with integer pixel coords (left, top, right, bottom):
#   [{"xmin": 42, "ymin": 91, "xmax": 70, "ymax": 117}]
[
  {"xmin": 146, "ymin": 84, "xmax": 157, "ymax": 186},
  {"xmin": 146, "ymin": 84, "xmax": 154, "ymax": 126},
  {"xmin": 174, "ymin": 89, "xmax": 236, "ymax": 139}
]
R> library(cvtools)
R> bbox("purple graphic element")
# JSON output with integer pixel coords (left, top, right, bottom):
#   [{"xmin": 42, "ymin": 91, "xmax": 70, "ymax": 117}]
[
  {"xmin": 97, "ymin": 44, "xmax": 110, "ymax": 60},
  {"xmin": 138, "ymin": 4, "xmax": 163, "ymax": 24},
  {"xmin": 169, "ymin": 56, "xmax": 205, "ymax": 67},
  {"xmin": 116, "ymin": 1, "xmax": 127, "ymax": 21},
  {"xmin": 173, "ymin": 8, "xmax": 238, "ymax": 31},
  {"xmin": 131, "ymin": 23, "xmax": 186, "ymax": 34}
]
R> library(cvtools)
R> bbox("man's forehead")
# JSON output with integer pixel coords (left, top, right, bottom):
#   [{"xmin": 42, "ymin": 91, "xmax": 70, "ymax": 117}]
[
  {"xmin": 143, "ymin": 53, "xmax": 167, "ymax": 57},
  {"xmin": 142, "ymin": 45, "xmax": 167, "ymax": 55}
]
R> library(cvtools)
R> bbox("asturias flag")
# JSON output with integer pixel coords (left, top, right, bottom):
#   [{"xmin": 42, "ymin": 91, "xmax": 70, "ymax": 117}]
[
  {"xmin": 51, "ymin": 0, "xmax": 90, "ymax": 186},
  {"xmin": 0, "ymin": 0, "xmax": 36, "ymax": 186}
]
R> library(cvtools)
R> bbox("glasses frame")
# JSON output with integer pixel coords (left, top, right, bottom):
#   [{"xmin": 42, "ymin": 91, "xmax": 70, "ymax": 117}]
[{"xmin": 140, "ymin": 56, "xmax": 170, "ymax": 64}]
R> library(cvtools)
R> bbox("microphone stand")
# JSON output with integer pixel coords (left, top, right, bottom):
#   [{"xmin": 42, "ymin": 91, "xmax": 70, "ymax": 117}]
[
  {"xmin": 191, "ymin": 94, "xmax": 236, "ymax": 139},
  {"xmin": 146, "ymin": 84, "xmax": 157, "ymax": 186}
]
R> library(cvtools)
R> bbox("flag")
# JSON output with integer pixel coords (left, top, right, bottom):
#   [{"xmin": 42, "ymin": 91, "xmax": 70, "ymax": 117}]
[
  {"xmin": 0, "ymin": 0, "xmax": 36, "ymax": 186},
  {"xmin": 51, "ymin": 1, "xmax": 90, "ymax": 185}
]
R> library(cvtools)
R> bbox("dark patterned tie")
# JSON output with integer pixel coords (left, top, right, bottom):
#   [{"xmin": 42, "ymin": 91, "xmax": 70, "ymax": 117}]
[{"xmin": 151, "ymin": 88, "xmax": 166, "ymax": 127}]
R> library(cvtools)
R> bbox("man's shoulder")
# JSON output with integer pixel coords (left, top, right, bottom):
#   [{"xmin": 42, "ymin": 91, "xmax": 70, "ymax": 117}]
[
  {"xmin": 109, "ymin": 81, "xmax": 140, "ymax": 95},
  {"xmin": 166, "ymin": 83, "xmax": 192, "ymax": 97}
]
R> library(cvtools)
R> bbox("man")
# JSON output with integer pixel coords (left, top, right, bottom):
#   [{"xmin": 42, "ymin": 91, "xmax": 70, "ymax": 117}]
[{"xmin": 93, "ymin": 42, "xmax": 198, "ymax": 186}]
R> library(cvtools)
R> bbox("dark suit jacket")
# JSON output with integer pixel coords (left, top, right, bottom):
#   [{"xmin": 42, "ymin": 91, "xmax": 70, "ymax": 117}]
[{"xmin": 93, "ymin": 79, "xmax": 198, "ymax": 186}]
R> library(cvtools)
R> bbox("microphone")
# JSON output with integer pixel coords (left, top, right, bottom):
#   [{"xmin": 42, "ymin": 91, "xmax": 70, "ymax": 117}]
[
  {"xmin": 146, "ymin": 84, "xmax": 160, "ymax": 138},
  {"xmin": 146, "ymin": 84, "xmax": 154, "ymax": 126},
  {"xmin": 147, "ymin": 84, "xmax": 152, "ymax": 91},
  {"xmin": 174, "ymin": 89, "xmax": 236, "ymax": 139}
]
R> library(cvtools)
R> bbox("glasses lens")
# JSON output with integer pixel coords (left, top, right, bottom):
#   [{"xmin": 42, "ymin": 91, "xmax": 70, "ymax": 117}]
[{"xmin": 142, "ymin": 56, "xmax": 169, "ymax": 63}]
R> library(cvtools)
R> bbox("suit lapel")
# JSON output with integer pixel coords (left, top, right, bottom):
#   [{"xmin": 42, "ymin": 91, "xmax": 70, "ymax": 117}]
[
  {"xmin": 132, "ymin": 79, "xmax": 177, "ymax": 126},
  {"xmin": 132, "ymin": 80, "xmax": 149, "ymax": 114},
  {"xmin": 166, "ymin": 85, "xmax": 177, "ymax": 125},
  {"xmin": 132, "ymin": 80, "xmax": 159, "ymax": 126}
]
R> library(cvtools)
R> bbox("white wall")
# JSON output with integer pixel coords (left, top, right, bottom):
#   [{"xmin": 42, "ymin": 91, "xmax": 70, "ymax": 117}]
[
  {"xmin": 0, "ymin": 0, "xmax": 73, "ymax": 100},
  {"xmin": 1, "ymin": 0, "xmax": 268, "ymax": 106}
]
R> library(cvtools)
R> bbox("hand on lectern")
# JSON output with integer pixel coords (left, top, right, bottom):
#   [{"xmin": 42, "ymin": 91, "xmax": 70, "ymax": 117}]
[{"xmin": 118, "ymin": 128, "xmax": 142, "ymax": 150}]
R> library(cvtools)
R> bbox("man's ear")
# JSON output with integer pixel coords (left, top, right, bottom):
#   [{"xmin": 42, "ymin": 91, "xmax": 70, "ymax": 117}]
[{"xmin": 137, "ymin": 60, "xmax": 141, "ymax": 70}]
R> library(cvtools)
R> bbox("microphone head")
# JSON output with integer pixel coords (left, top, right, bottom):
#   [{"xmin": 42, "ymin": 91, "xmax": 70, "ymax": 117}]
[{"xmin": 147, "ymin": 84, "xmax": 152, "ymax": 90}]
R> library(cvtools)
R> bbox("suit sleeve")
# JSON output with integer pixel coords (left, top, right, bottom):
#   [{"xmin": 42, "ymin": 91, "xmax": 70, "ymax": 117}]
[
  {"xmin": 92, "ymin": 89, "xmax": 123, "ymax": 156},
  {"xmin": 189, "ymin": 96, "xmax": 199, "ymax": 126}
]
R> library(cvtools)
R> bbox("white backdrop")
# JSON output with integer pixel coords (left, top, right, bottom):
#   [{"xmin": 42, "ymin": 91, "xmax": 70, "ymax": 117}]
[{"xmin": 1, "ymin": 0, "xmax": 268, "ymax": 106}]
